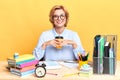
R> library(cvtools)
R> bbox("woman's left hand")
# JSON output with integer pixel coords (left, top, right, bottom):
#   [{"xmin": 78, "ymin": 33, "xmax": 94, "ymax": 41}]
[{"xmin": 61, "ymin": 40, "xmax": 77, "ymax": 49}]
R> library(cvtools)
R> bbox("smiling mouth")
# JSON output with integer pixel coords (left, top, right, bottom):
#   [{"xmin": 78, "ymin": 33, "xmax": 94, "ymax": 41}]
[
  {"xmin": 56, "ymin": 21, "xmax": 64, "ymax": 24},
  {"xmin": 57, "ymin": 22, "xmax": 62, "ymax": 24}
]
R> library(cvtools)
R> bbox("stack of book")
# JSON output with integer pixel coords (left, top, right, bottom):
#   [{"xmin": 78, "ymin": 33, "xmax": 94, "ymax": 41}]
[
  {"xmin": 7, "ymin": 54, "xmax": 39, "ymax": 77},
  {"xmin": 79, "ymin": 64, "xmax": 93, "ymax": 77}
]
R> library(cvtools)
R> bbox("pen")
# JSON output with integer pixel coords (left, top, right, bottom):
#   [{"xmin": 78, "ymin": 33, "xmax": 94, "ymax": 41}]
[{"xmin": 64, "ymin": 61, "xmax": 77, "ymax": 63}]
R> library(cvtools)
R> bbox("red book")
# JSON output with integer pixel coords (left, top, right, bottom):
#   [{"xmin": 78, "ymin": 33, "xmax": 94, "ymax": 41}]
[{"xmin": 10, "ymin": 65, "xmax": 35, "ymax": 72}]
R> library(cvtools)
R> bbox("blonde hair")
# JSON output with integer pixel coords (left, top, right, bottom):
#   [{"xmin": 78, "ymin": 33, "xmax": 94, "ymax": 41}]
[{"xmin": 49, "ymin": 5, "xmax": 69, "ymax": 27}]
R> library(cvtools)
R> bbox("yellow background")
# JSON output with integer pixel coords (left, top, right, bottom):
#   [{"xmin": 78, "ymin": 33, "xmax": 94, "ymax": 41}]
[{"xmin": 0, "ymin": 0, "xmax": 120, "ymax": 61}]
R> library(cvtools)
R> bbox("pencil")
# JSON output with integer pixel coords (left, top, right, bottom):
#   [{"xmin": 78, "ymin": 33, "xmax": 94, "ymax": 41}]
[
  {"xmin": 78, "ymin": 52, "xmax": 82, "ymax": 61},
  {"xmin": 63, "ymin": 73, "xmax": 79, "ymax": 77},
  {"xmin": 46, "ymin": 72, "xmax": 58, "ymax": 76}
]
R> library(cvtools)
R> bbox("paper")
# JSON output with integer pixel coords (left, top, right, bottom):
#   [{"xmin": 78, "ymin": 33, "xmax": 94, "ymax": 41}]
[{"xmin": 59, "ymin": 61, "xmax": 78, "ymax": 68}]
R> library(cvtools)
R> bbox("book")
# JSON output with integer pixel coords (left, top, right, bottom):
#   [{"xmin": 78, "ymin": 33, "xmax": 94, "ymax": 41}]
[
  {"xmin": 103, "ymin": 42, "xmax": 111, "ymax": 74},
  {"xmin": 104, "ymin": 42, "xmax": 111, "ymax": 57},
  {"xmin": 109, "ymin": 48, "xmax": 114, "ymax": 74},
  {"xmin": 7, "ymin": 54, "xmax": 35, "ymax": 63},
  {"xmin": 98, "ymin": 37, "xmax": 105, "ymax": 74},
  {"xmin": 79, "ymin": 64, "xmax": 93, "ymax": 77},
  {"xmin": 10, "ymin": 65, "xmax": 35, "ymax": 73},
  {"xmin": 7, "ymin": 59, "xmax": 16, "ymax": 67},
  {"xmin": 16, "ymin": 60, "xmax": 39, "ymax": 68},
  {"xmin": 93, "ymin": 35, "xmax": 101, "ymax": 57},
  {"xmin": 10, "ymin": 69, "xmax": 34, "ymax": 77},
  {"xmin": 79, "ymin": 70, "xmax": 92, "ymax": 77},
  {"xmin": 16, "ymin": 58, "xmax": 35, "ymax": 64},
  {"xmin": 7, "ymin": 54, "xmax": 35, "ymax": 67},
  {"xmin": 39, "ymin": 61, "xmax": 62, "ymax": 69}
]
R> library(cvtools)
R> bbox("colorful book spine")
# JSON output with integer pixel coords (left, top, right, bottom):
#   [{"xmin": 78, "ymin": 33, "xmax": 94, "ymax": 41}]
[
  {"xmin": 8, "ymin": 58, "xmax": 36, "ymax": 67},
  {"xmin": 16, "ymin": 58, "xmax": 35, "ymax": 64},
  {"xmin": 15, "ymin": 54, "xmax": 35, "ymax": 62},
  {"xmin": 21, "ymin": 69, "xmax": 34, "ymax": 76},
  {"xmin": 20, "ymin": 65, "xmax": 35, "ymax": 72},
  {"xmin": 7, "ymin": 54, "xmax": 36, "ymax": 66},
  {"xmin": 16, "ymin": 60, "xmax": 39, "ymax": 68},
  {"xmin": 11, "ymin": 69, "xmax": 34, "ymax": 77},
  {"xmin": 10, "ymin": 65, "xmax": 35, "ymax": 73},
  {"xmin": 7, "ymin": 54, "xmax": 35, "ymax": 63}
]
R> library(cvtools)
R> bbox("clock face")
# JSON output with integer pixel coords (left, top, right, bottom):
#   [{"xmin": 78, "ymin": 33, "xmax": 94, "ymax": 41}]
[{"xmin": 35, "ymin": 66, "xmax": 46, "ymax": 78}]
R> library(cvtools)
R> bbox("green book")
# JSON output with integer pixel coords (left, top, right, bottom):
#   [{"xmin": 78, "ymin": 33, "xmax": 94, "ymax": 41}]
[
  {"xmin": 98, "ymin": 37, "xmax": 105, "ymax": 74},
  {"xmin": 8, "ymin": 54, "xmax": 35, "ymax": 62}
]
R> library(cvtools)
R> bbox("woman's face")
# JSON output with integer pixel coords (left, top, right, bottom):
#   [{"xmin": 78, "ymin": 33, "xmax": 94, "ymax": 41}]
[{"xmin": 53, "ymin": 9, "xmax": 66, "ymax": 28}]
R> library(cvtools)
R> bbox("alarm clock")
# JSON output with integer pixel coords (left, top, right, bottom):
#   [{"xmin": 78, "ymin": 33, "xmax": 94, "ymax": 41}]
[{"xmin": 35, "ymin": 63, "xmax": 46, "ymax": 78}]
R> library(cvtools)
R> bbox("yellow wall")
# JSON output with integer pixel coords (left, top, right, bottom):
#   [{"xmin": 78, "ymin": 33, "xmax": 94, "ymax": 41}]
[{"xmin": 0, "ymin": 0, "xmax": 120, "ymax": 61}]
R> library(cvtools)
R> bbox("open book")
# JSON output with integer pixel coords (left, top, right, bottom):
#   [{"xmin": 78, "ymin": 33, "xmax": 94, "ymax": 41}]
[{"xmin": 39, "ymin": 61, "xmax": 62, "ymax": 69}]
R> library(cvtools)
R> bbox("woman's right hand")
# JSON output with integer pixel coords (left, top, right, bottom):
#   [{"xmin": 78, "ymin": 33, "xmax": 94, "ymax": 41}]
[{"xmin": 48, "ymin": 39, "xmax": 58, "ymax": 47}]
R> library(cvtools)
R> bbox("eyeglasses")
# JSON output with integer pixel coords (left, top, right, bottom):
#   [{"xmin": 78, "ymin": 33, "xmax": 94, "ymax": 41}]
[{"xmin": 53, "ymin": 14, "xmax": 66, "ymax": 20}]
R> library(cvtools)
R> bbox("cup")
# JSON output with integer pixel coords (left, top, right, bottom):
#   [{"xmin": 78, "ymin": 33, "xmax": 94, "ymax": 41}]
[
  {"xmin": 14, "ymin": 52, "xmax": 19, "ymax": 59},
  {"xmin": 55, "ymin": 36, "xmax": 63, "ymax": 49}
]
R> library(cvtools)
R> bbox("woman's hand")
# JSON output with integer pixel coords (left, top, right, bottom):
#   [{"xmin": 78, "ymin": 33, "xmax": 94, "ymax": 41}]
[
  {"xmin": 42, "ymin": 39, "xmax": 77, "ymax": 49},
  {"xmin": 42, "ymin": 39, "xmax": 57, "ymax": 49},
  {"xmin": 61, "ymin": 40, "xmax": 77, "ymax": 49}
]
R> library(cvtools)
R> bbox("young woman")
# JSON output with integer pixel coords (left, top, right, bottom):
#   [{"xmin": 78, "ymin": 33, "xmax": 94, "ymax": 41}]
[{"xmin": 33, "ymin": 5, "xmax": 85, "ymax": 61}]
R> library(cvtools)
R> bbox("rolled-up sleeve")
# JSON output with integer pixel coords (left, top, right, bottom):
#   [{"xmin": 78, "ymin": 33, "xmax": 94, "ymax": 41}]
[
  {"xmin": 33, "ymin": 32, "xmax": 45, "ymax": 60},
  {"xmin": 73, "ymin": 32, "xmax": 85, "ymax": 60}
]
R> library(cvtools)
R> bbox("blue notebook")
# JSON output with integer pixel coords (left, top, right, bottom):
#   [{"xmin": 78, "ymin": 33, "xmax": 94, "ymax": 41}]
[{"xmin": 11, "ymin": 69, "xmax": 34, "ymax": 77}]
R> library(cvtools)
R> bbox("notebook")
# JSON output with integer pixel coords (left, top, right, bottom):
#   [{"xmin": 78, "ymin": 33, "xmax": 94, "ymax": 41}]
[{"xmin": 39, "ymin": 61, "xmax": 62, "ymax": 69}]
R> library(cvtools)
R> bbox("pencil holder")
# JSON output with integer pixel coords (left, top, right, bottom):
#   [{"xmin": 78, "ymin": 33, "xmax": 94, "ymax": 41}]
[
  {"xmin": 93, "ymin": 35, "xmax": 117, "ymax": 75},
  {"xmin": 78, "ymin": 60, "xmax": 88, "ymax": 69}
]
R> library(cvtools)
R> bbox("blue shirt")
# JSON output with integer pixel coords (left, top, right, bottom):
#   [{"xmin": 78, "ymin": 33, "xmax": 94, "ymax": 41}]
[{"xmin": 33, "ymin": 28, "xmax": 85, "ymax": 61}]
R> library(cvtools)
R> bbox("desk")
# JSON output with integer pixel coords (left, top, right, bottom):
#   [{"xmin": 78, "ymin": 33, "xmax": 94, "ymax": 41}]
[{"xmin": 0, "ymin": 61, "xmax": 120, "ymax": 80}]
